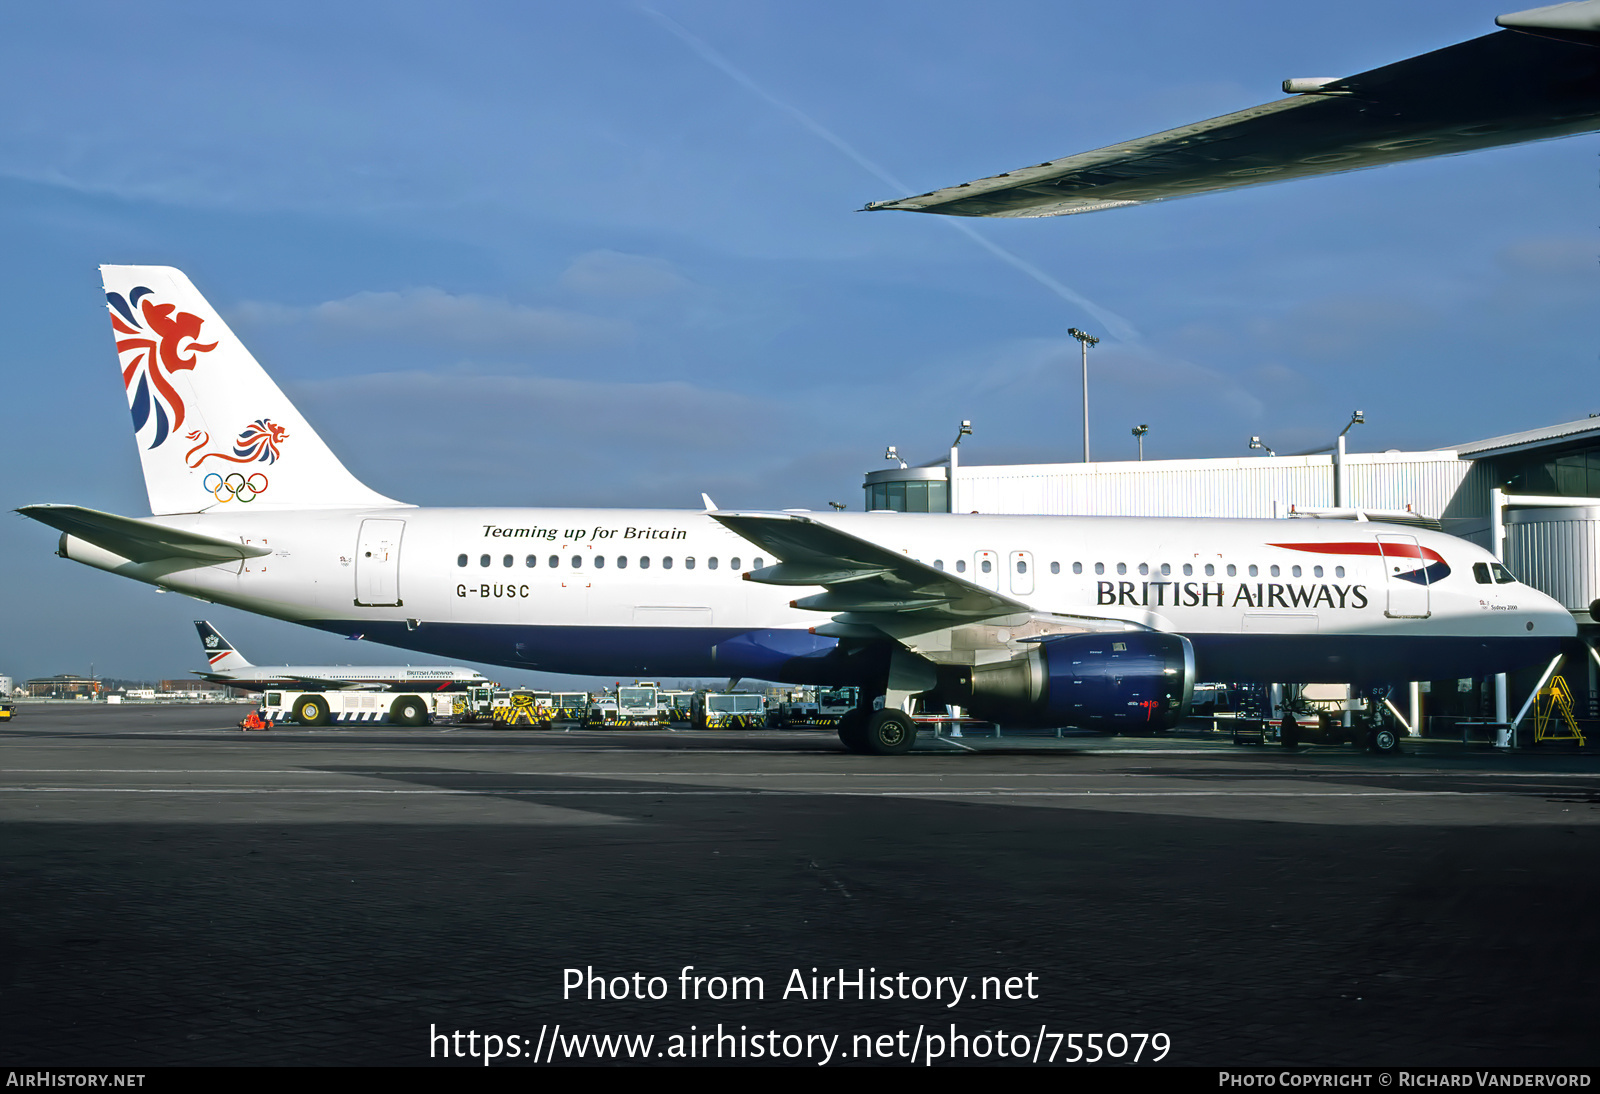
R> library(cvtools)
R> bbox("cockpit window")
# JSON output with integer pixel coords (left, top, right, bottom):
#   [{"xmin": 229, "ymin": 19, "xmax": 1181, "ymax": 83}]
[
  {"xmin": 1473, "ymin": 562, "xmax": 1492, "ymax": 585},
  {"xmin": 1492, "ymin": 562, "xmax": 1516, "ymax": 584}
]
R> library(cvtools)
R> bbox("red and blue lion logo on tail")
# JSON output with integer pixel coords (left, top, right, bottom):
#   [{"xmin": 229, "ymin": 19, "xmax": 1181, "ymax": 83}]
[
  {"xmin": 185, "ymin": 420, "xmax": 289, "ymax": 467},
  {"xmin": 108, "ymin": 288, "xmax": 219, "ymax": 449}
]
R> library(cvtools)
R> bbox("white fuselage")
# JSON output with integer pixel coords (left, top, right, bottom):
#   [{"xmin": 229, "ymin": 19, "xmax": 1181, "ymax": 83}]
[{"xmin": 64, "ymin": 508, "xmax": 1574, "ymax": 686}]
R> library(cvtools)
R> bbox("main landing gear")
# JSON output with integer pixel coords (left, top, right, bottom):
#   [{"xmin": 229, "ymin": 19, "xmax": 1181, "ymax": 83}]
[{"xmin": 838, "ymin": 705, "xmax": 918, "ymax": 756}]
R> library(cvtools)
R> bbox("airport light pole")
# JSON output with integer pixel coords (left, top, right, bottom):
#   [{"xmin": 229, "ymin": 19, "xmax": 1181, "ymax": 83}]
[
  {"xmin": 1068, "ymin": 327, "xmax": 1099, "ymax": 462},
  {"xmin": 1249, "ymin": 436, "xmax": 1275, "ymax": 457},
  {"xmin": 1335, "ymin": 410, "xmax": 1364, "ymax": 508},
  {"xmin": 1132, "ymin": 424, "xmax": 1149, "ymax": 461},
  {"xmin": 949, "ymin": 420, "xmax": 971, "ymax": 514}
]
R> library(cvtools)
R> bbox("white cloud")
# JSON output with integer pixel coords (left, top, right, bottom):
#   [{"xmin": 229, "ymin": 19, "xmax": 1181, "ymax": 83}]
[
  {"xmin": 559, "ymin": 250, "xmax": 694, "ymax": 298},
  {"xmin": 232, "ymin": 288, "xmax": 631, "ymax": 350}
]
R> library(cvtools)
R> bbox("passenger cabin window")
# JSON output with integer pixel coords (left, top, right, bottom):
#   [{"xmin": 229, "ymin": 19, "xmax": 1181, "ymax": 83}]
[
  {"xmin": 480, "ymin": 554, "xmax": 491, "ymax": 567},
  {"xmin": 1335, "ymin": 566, "xmax": 1345, "ymax": 578},
  {"xmin": 640, "ymin": 557, "xmax": 650, "ymax": 569},
  {"xmin": 503, "ymin": 555, "xmax": 513, "ymax": 568},
  {"xmin": 1052, "ymin": 562, "xmax": 1061, "ymax": 575},
  {"xmin": 934, "ymin": 560, "xmax": 945, "ymax": 571},
  {"xmin": 708, "ymin": 557, "xmax": 718, "ymax": 570},
  {"xmin": 663, "ymin": 557, "xmax": 674, "ymax": 569},
  {"xmin": 1205, "ymin": 564, "xmax": 1215, "ymax": 577},
  {"xmin": 1138, "ymin": 563, "xmax": 1149, "ymax": 576},
  {"xmin": 1070, "ymin": 562, "xmax": 1081, "ymax": 574},
  {"xmin": 731, "ymin": 557, "xmax": 741, "ymax": 569},
  {"xmin": 981, "ymin": 559, "xmax": 992, "ymax": 574},
  {"xmin": 617, "ymin": 556, "xmax": 628, "ymax": 569},
  {"xmin": 1094, "ymin": 563, "xmax": 1104, "ymax": 575},
  {"xmin": 1269, "ymin": 565, "xmax": 1280, "ymax": 577},
  {"xmin": 1291, "ymin": 565, "xmax": 1301, "ymax": 577},
  {"xmin": 526, "ymin": 554, "xmax": 537, "ymax": 568},
  {"xmin": 548, "ymin": 555, "xmax": 559, "ymax": 568},
  {"xmin": 1182, "ymin": 564, "xmax": 1192, "ymax": 576},
  {"xmin": 1116, "ymin": 563, "xmax": 1127, "ymax": 576},
  {"xmin": 1313, "ymin": 565, "xmax": 1323, "ymax": 578},
  {"xmin": 754, "ymin": 557, "xmax": 763, "ymax": 569},
  {"xmin": 1016, "ymin": 560, "xmax": 1027, "ymax": 574},
  {"xmin": 1248, "ymin": 565, "xmax": 1258, "ymax": 577},
  {"xmin": 956, "ymin": 560, "xmax": 966, "ymax": 573},
  {"xmin": 457, "ymin": 554, "xmax": 468, "ymax": 567},
  {"xmin": 1161, "ymin": 563, "xmax": 1171, "ymax": 576},
  {"xmin": 594, "ymin": 556, "xmax": 605, "ymax": 568},
  {"xmin": 571, "ymin": 555, "xmax": 582, "ymax": 568},
  {"xmin": 1227, "ymin": 565, "xmax": 1237, "ymax": 577}
]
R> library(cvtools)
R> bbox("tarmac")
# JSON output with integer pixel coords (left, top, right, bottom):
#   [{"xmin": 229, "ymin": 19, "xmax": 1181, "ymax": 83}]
[{"xmin": 2, "ymin": 703, "xmax": 1597, "ymax": 1066}]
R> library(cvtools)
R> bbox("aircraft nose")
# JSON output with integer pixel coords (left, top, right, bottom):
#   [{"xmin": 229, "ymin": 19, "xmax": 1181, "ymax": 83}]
[{"xmin": 1528, "ymin": 586, "xmax": 1578, "ymax": 637}]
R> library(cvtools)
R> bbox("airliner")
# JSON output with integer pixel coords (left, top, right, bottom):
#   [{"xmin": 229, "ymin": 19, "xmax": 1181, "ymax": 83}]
[
  {"xmin": 17, "ymin": 266, "xmax": 1574, "ymax": 753},
  {"xmin": 192, "ymin": 620, "xmax": 490, "ymax": 692}
]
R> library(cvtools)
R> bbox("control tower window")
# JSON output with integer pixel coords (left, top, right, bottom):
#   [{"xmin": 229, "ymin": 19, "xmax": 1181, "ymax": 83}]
[{"xmin": 865, "ymin": 479, "xmax": 949, "ymax": 512}]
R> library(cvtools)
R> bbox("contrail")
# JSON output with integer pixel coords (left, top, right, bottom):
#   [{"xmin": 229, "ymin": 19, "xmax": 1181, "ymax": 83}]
[{"xmin": 640, "ymin": 5, "xmax": 1140, "ymax": 343}]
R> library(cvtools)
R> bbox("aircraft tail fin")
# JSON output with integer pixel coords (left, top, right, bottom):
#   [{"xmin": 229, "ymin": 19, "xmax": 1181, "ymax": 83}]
[
  {"xmin": 195, "ymin": 621, "xmax": 252, "ymax": 671},
  {"xmin": 101, "ymin": 265, "xmax": 409, "ymax": 515}
]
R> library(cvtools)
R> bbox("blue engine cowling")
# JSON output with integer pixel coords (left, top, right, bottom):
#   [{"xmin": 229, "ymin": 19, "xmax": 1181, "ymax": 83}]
[{"xmin": 964, "ymin": 631, "xmax": 1195, "ymax": 730}]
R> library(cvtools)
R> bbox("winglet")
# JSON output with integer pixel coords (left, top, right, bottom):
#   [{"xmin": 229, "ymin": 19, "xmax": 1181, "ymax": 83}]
[{"xmin": 701, "ymin": 492, "xmax": 718, "ymax": 511}]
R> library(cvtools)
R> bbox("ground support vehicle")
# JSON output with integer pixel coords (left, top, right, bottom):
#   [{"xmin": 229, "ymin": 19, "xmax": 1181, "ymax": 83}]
[
  {"xmin": 660, "ymin": 690, "xmax": 694, "ymax": 725},
  {"xmin": 492, "ymin": 690, "xmax": 550, "ymax": 728},
  {"xmin": 1256, "ymin": 686, "xmax": 1404, "ymax": 754},
  {"xmin": 694, "ymin": 692, "xmax": 768, "ymax": 730},
  {"xmin": 259, "ymin": 689, "xmax": 454, "ymax": 726},
  {"xmin": 774, "ymin": 697, "xmax": 819, "ymax": 728},
  {"xmin": 0, "ymin": 699, "xmax": 13, "ymax": 722},
  {"xmin": 616, "ymin": 684, "xmax": 664, "ymax": 727},
  {"xmin": 586, "ymin": 697, "xmax": 620, "ymax": 727},
  {"xmin": 452, "ymin": 685, "xmax": 499, "ymax": 723},
  {"xmin": 549, "ymin": 692, "xmax": 589, "ymax": 725}
]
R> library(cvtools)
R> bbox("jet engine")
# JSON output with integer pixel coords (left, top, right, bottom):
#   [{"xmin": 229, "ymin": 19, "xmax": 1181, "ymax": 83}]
[{"xmin": 960, "ymin": 631, "xmax": 1195, "ymax": 730}]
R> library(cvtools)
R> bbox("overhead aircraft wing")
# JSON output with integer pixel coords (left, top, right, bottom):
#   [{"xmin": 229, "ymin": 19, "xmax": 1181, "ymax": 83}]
[
  {"xmin": 864, "ymin": 5, "xmax": 1600, "ymax": 219},
  {"xmin": 17, "ymin": 504, "xmax": 272, "ymax": 564},
  {"xmin": 713, "ymin": 511, "xmax": 1133, "ymax": 639}
]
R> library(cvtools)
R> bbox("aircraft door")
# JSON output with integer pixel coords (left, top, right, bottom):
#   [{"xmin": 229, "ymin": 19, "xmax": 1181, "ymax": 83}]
[
  {"xmin": 355, "ymin": 519, "xmax": 405, "ymax": 607},
  {"xmin": 1009, "ymin": 550, "xmax": 1034, "ymax": 596},
  {"xmin": 973, "ymin": 550, "xmax": 1000, "ymax": 592},
  {"xmin": 1377, "ymin": 534, "xmax": 1430, "ymax": 619}
]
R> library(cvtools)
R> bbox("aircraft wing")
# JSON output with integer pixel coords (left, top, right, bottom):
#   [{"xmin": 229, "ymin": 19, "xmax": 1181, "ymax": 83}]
[
  {"xmin": 864, "ymin": 11, "xmax": 1600, "ymax": 219},
  {"xmin": 714, "ymin": 511, "xmax": 1129, "ymax": 639},
  {"xmin": 17, "ymin": 504, "xmax": 273, "ymax": 564},
  {"xmin": 282, "ymin": 676, "xmax": 383, "ymax": 691}
]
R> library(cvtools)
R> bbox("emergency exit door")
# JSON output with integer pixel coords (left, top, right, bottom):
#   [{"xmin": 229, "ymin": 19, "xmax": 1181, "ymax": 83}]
[{"xmin": 355, "ymin": 519, "xmax": 405, "ymax": 607}]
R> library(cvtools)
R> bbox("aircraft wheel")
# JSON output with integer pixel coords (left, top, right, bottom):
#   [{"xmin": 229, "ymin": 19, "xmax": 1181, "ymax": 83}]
[
  {"xmin": 1371, "ymin": 726, "xmax": 1402, "ymax": 755},
  {"xmin": 837, "ymin": 710, "xmax": 869, "ymax": 753},
  {"xmin": 294, "ymin": 695, "xmax": 330, "ymax": 727},
  {"xmin": 863, "ymin": 710, "xmax": 917, "ymax": 756},
  {"xmin": 390, "ymin": 696, "xmax": 427, "ymax": 727}
]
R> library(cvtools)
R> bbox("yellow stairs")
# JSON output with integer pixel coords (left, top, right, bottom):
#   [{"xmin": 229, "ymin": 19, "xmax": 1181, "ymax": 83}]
[{"xmin": 1532, "ymin": 675, "xmax": 1586, "ymax": 746}]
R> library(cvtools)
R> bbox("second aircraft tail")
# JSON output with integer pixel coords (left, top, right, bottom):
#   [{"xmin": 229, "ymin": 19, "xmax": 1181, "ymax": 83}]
[{"xmin": 195, "ymin": 621, "xmax": 252, "ymax": 671}]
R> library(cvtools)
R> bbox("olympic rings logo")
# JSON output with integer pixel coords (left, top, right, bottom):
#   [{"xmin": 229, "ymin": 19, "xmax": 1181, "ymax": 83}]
[{"xmin": 203, "ymin": 472, "xmax": 269, "ymax": 503}]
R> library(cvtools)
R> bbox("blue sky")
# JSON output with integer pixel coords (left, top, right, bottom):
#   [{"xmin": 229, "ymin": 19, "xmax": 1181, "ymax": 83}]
[{"xmin": 2, "ymin": 0, "xmax": 1595, "ymax": 685}]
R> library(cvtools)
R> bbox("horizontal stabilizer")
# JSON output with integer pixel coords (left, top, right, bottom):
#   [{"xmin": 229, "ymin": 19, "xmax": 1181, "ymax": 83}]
[{"xmin": 18, "ymin": 504, "xmax": 271, "ymax": 564}]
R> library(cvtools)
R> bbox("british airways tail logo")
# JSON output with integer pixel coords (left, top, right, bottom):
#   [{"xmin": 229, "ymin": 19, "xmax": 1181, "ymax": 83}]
[
  {"xmin": 1269, "ymin": 541, "xmax": 1450, "ymax": 585},
  {"xmin": 108, "ymin": 289, "xmax": 219, "ymax": 449}
]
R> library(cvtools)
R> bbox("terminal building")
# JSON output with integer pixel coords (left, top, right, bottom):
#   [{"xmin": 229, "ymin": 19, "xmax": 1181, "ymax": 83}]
[{"xmin": 863, "ymin": 415, "xmax": 1600, "ymax": 737}]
